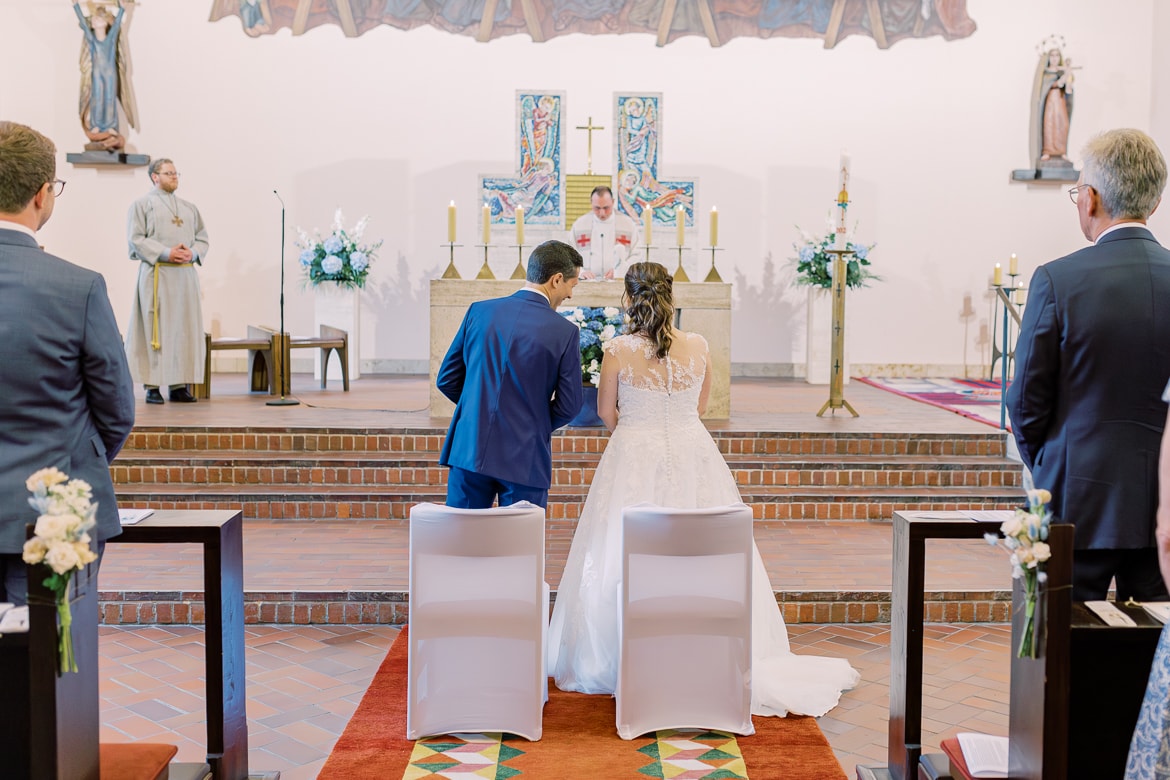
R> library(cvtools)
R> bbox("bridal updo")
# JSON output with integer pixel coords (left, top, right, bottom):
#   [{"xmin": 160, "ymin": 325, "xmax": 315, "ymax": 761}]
[{"xmin": 623, "ymin": 261, "xmax": 674, "ymax": 359}]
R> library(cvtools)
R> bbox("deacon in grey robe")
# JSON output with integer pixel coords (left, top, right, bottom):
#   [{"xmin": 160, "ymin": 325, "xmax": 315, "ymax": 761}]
[{"xmin": 125, "ymin": 158, "xmax": 208, "ymax": 401}]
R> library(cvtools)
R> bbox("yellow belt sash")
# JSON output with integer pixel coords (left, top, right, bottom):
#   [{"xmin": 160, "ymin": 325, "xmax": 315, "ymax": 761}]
[{"xmin": 151, "ymin": 260, "xmax": 188, "ymax": 350}]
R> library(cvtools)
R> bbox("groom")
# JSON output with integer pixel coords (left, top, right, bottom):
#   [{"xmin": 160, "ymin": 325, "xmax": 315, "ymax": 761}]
[{"xmin": 438, "ymin": 240, "xmax": 584, "ymax": 509}]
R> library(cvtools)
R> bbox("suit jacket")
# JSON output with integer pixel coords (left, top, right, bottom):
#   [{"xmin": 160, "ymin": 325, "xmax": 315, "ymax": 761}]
[
  {"xmin": 1006, "ymin": 226, "xmax": 1170, "ymax": 549},
  {"xmin": 0, "ymin": 227, "xmax": 136, "ymax": 553},
  {"xmin": 438, "ymin": 289, "xmax": 583, "ymax": 490}
]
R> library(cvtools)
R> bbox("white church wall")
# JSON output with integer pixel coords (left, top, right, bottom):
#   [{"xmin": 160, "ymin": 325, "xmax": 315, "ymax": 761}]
[{"xmin": 0, "ymin": 0, "xmax": 1162, "ymax": 377}]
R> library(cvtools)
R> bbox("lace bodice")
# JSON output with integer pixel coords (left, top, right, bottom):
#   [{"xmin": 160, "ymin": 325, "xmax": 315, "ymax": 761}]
[{"xmin": 603, "ymin": 332, "xmax": 708, "ymax": 426}]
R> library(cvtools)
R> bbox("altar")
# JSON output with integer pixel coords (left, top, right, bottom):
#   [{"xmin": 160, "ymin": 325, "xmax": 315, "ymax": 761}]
[{"xmin": 429, "ymin": 279, "xmax": 732, "ymax": 418}]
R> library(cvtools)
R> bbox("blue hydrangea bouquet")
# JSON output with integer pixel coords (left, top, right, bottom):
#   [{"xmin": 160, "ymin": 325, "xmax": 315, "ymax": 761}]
[{"xmin": 297, "ymin": 209, "xmax": 382, "ymax": 290}]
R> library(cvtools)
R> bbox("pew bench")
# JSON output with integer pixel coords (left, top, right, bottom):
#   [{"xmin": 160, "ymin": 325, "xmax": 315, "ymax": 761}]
[
  {"xmin": 198, "ymin": 325, "xmax": 278, "ymax": 398},
  {"xmin": 278, "ymin": 324, "xmax": 350, "ymax": 393}
]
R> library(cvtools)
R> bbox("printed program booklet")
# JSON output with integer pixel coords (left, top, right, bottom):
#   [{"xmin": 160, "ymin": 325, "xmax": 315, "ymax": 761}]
[
  {"xmin": 957, "ymin": 732, "xmax": 1009, "ymax": 778},
  {"xmin": 119, "ymin": 508, "xmax": 154, "ymax": 525}
]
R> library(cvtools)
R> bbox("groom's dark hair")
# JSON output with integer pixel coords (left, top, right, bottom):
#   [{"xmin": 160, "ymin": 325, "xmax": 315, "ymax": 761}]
[{"xmin": 527, "ymin": 240, "xmax": 583, "ymax": 284}]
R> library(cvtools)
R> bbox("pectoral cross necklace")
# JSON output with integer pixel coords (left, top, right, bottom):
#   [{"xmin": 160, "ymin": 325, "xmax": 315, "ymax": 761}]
[{"xmin": 162, "ymin": 194, "xmax": 183, "ymax": 227}]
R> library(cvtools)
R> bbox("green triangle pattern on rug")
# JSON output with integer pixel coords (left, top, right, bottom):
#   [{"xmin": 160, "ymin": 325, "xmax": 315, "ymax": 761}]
[
  {"xmin": 404, "ymin": 732, "xmax": 527, "ymax": 779},
  {"xmin": 635, "ymin": 729, "xmax": 749, "ymax": 779}
]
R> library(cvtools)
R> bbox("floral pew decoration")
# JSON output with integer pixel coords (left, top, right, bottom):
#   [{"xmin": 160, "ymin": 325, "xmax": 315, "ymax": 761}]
[
  {"xmin": 21, "ymin": 468, "xmax": 99, "ymax": 675},
  {"xmin": 985, "ymin": 486, "xmax": 1053, "ymax": 659}
]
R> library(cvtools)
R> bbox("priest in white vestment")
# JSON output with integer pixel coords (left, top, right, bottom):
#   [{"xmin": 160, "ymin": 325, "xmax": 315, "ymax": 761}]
[
  {"xmin": 124, "ymin": 158, "xmax": 208, "ymax": 403},
  {"xmin": 570, "ymin": 185, "xmax": 637, "ymax": 280}
]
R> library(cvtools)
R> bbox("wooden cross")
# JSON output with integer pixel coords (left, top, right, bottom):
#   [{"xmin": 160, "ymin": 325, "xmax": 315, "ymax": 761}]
[{"xmin": 575, "ymin": 117, "xmax": 605, "ymax": 175}]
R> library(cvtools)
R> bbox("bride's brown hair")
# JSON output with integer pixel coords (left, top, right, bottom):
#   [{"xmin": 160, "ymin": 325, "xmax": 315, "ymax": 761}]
[{"xmin": 623, "ymin": 261, "xmax": 674, "ymax": 359}]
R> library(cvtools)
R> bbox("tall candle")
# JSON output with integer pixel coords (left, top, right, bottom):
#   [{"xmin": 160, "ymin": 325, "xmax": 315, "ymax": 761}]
[
  {"xmin": 482, "ymin": 203, "xmax": 491, "ymax": 245},
  {"xmin": 993, "ymin": 263, "xmax": 1003, "ymax": 286},
  {"xmin": 676, "ymin": 205, "xmax": 686, "ymax": 247},
  {"xmin": 643, "ymin": 205, "xmax": 652, "ymax": 246},
  {"xmin": 1009, "ymin": 253, "xmax": 1018, "ymax": 275},
  {"xmin": 447, "ymin": 201, "xmax": 456, "ymax": 243},
  {"xmin": 516, "ymin": 206, "xmax": 525, "ymax": 245},
  {"xmin": 710, "ymin": 206, "xmax": 719, "ymax": 247},
  {"xmin": 836, "ymin": 150, "xmax": 851, "ymax": 248}
]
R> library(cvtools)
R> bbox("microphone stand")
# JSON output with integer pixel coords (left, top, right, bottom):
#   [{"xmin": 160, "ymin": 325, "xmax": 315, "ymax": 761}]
[{"xmin": 267, "ymin": 190, "xmax": 299, "ymax": 406}]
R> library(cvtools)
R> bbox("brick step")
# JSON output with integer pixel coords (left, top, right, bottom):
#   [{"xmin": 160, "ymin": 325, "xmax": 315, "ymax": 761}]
[
  {"xmin": 116, "ymin": 484, "xmax": 1021, "ymax": 520},
  {"xmin": 111, "ymin": 452, "xmax": 1021, "ymax": 489},
  {"xmin": 124, "ymin": 427, "xmax": 1007, "ymax": 458},
  {"xmin": 96, "ymin": 588, "xmax": 1012, "ymax": 627}
]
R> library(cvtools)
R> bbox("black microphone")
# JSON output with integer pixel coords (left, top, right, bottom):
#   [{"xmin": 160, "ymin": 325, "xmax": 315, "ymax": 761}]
[{"xmin": 267, "ymin": 189, "xmax": 299, "ymax": 406}]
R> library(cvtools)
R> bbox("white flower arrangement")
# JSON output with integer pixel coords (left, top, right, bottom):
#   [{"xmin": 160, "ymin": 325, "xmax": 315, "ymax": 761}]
[
  {"xmin": 561, "ymin": 306, "xmax": 624, "ymax": 386},
  {"xmin": 791, "ymin": 219, "xmax": 878, "ymax": 290},
  {"xmin": 985, "ymin": 486, "xmax": 1053, "ymax": 659},
  {"xmin": 21, "ymin": 467, "xmax": 99, "ymax": 674},
  {"xmin": 297, "ymin": 209, "xmax": 382, "ymax": 290}
]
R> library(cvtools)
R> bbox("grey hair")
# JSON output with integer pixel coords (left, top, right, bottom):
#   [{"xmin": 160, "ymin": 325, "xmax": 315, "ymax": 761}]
[{"xmin": 1081, "ymin": 129, "xmax": 1167, "ymax": 220}]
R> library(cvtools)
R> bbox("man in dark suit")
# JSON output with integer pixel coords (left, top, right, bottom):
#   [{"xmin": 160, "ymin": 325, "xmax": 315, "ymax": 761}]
[
  {"xmin": 438, "ymin": 240, "xmax": 584, "ymax": 509},
  {"xmin": 1007, "ymin": 128, "xmax": 1170, "ymax": 602},
  {"xmin": 0, "ymin": 121, "xmax": 136, "ymax": 605}
]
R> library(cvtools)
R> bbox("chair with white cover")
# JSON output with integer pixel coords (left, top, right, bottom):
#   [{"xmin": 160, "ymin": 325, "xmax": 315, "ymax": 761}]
[
  {"xmin": 407, "ymin": 501, "xmax": 549, "ymax": 741},
  {"xmin": 616, "ymin": 502, "xmax": 755, "ymax": 739}
]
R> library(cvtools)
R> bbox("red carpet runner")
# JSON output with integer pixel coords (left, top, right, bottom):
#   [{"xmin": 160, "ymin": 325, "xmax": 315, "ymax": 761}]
[{"xmin": 319, "ymin": 627, "xmax": 847, "ymax": 779}]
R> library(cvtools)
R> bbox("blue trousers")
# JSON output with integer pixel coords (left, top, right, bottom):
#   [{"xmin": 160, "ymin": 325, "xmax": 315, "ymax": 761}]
[{"xmin": 445, "ymin": 466, "xmax": 548, "ymax": 509}]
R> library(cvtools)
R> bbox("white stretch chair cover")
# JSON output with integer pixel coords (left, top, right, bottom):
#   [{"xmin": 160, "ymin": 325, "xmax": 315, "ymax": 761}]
[
  {"xmin": 407, "ymin": 501, "xmax": 548, "ymax": 741},
  {"xmin": 616, "ymin": 502, "xmax": 755, "ymax": 739}
]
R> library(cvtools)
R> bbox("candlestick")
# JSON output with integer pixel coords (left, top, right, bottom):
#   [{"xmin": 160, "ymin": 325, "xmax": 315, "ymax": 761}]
[
  {"xmin": 710, "ymin": 206, "xmax": 719, "ymax": 247},
  {"xmin": 1009, "ymin": 253, "xmax": 1018, "ymax": 276},
  {"xmin": 676, "ymin": 205, "xmax": 685, "ymax": 247},
  {"xmin": 515, "ymin": 206, "xmax": 525, "ymax": 245},
  {"xmin": 993, "ymin": 263, "xmax": 1003, "ymax": 286},
  {"xmin": 481, "ymin": 203, "xmax": 491, "ymax": 245},
  {"xmin": 643, "ymin": 205, "xmax": 652, "ymax": 247},
  {"xmin": 447, "ymin": 201, "xmax": 456, "ymax": 244}
]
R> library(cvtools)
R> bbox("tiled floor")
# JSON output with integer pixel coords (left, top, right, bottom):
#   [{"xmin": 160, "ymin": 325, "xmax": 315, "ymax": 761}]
[{"xmin": 97, "ymin": 622, "xmax": 1011, "ymax": 779}]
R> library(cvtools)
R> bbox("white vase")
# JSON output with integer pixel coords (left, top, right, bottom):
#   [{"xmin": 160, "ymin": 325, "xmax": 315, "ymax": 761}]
[
  {"xmin": 805, "ymin": 287, "xmax": 849, "ymax": 385},
  {"xmin": 314, "ymin": 282, "xmax": 361, "ymax": 381}
]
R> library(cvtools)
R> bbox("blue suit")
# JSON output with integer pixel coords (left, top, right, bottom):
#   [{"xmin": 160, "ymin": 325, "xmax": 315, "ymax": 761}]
[
  {"xmin": 438, "ymin": 289, "xmax": 582, "ymax": 506},
  {"xmin": 0, "ymin": 226, "xmax": 136, "ymax": 601},
  {"xmin": 1007, "ymin": 226, "xmax": 1170, "ymax": 598}
]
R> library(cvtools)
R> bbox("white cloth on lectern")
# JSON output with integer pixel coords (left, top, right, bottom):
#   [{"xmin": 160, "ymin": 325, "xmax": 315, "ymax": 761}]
[{"xmin": 570, "ymin": 212, "xmax": 638, "ymax": 277}]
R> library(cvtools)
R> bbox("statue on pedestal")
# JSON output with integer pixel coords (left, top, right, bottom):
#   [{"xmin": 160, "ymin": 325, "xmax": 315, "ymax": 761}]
[
  {"xmin": 1012, "ymin": 36, "xmax": 1079, "ymax": 183},
  {"xmin": 72, "ymin": 0, "xmax": 139, "ymax": 152}
]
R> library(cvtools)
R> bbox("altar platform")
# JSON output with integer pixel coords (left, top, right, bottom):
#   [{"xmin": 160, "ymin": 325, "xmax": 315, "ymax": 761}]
[{"xmin": 101, "ymin": 372, "xmax": 1022, "ymax": 628}]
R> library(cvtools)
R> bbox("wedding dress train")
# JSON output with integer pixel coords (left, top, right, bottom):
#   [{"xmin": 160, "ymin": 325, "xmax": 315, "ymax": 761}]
[{"xmin": 547, "ymin": 332, "xmax": 860, "ymax": 717}]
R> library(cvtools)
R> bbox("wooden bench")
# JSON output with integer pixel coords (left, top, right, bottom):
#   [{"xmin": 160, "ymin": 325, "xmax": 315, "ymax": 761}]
[
  {"xmin": 198, "ymin": 325, "xmax": 277, "ymax": 398},
  {"xmin": 275, "ymin": 324, "xmax": 350, "ymax": 394}
]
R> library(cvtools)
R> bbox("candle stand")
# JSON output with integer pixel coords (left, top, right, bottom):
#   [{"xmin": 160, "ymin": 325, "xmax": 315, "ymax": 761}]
[
  {"xmin": 673, "ymin": 246, "xmax": 690, "ymax": 282},
  {"xmin": 643, "ymin": 244, "xmax": 654, "ymax": 264},
  {"xmin": 990, "ymin": 278, "xmax": 1026, "ymax": 429},
  {"xmin": 475, "ymin": 244, "xmax": 495, "ymax": 279},
  {"xmin": 816, "ymin": 248, "xmax": 859, "ymax": 418},
  {"xmin": 440, "ymin": 242, "xmax": 462, "ymax": 279},
  {"xmin": 703, "ymin": 247, "xmax": 724, "ymax": 283},
  {"xmin": 510, "ymin": 244, "xmax": 527, "ymax": 280}
]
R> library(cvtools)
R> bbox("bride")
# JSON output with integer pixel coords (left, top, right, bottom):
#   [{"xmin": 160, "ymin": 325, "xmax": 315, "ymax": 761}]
[{"xmin": 547, "ymin": 261, "xmax": 860, "ymax": 717}]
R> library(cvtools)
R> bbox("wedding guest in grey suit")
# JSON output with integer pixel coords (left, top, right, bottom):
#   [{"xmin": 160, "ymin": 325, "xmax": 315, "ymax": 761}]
[
  {"xmin": 1007, "ymin": 128, "xmax": 1170, "ymax": 602},
  {"xmin": 0, "ymin": 121, "xmax": 135, "ymax": 605}
]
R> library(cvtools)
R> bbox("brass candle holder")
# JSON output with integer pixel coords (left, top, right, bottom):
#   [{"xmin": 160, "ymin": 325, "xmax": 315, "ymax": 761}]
[
  {"xmin": 703, "ymin": 246, "xmax": 724, "ymax": 283},
  {"xmin": 510, "ymin": 244, "xmax": 526, "ymax": 280},
  {"xmin": 475, "ymin": 244, "xmax": 495, "ymax": 279},
  {"xmin": 816, "ymin": 247, "xmax": 859, "ymax": 418},
  {"xmin": 440, "ymin": 242, "xmax": 462, "ymax": 279}
]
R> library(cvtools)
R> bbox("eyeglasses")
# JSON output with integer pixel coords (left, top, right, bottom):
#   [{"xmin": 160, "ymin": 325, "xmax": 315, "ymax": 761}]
[
  {"xmin": 48, "ymin": 179, "xmax": 66, "ymax": 197},
  {"xmin": 1068, "ymin": 184, "xmax": 1091, "ymax": 204},
  {"xmin": 156, "ymin": 171, "xmax": 180, "ymax": 178}
]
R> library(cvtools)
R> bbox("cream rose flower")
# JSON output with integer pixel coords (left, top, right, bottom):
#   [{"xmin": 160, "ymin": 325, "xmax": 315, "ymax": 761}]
[
  {"xmin": 44, "ymin": 542, "xmax": 82, "ymax": 575},
  {"xmin": 34, "ymin": 513, "xmax": 71, "ymax": 541},
  {"xmin": 22, "ymin": 537, "xmax": 49, "ymax": 564}
]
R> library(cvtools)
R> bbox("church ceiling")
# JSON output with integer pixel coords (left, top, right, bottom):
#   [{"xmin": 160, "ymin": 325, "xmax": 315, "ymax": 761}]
[{"xmin": 210, "ymin": 0, "xmax": 975, "ymax": 48}]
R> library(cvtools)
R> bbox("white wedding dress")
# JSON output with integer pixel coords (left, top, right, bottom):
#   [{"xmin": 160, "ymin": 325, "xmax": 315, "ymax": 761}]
[{"xmin": 547, "ymin": 331, "xmax": 860, "ymax": 717}]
